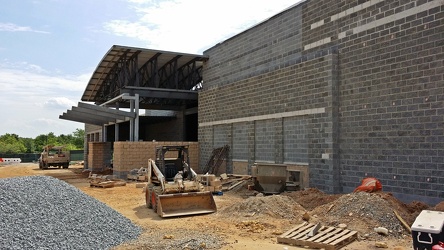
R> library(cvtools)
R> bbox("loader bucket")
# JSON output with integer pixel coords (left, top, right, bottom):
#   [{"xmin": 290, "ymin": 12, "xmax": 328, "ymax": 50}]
[{"xmin": 157, "ymin": 191, "xmax": 217, "ymax": 218}]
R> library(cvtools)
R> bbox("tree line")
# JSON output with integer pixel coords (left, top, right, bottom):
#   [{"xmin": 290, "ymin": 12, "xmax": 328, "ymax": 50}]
[{"xmin": 0, "ymin": 129, "xmax": 84, "ymax": 154}]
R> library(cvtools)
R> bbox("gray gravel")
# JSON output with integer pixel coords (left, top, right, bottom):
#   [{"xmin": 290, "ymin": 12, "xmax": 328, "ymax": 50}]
[
  {"xmin": 0, "ymin": 175, "xmax": 141, "ymax": 250},
  {"xmin": 115, "ymin": 228, "xmax": 225, "ymax": 250},
  {"xmin": 327, "ymin": 192, "xmax": 405, "ymax": 237}
]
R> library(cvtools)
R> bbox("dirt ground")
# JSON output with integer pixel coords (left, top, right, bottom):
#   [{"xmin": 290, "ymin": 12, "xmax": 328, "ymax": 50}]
[{"xmin": 1, "ymin": 163, "xmax": 441, "ymax": 250}]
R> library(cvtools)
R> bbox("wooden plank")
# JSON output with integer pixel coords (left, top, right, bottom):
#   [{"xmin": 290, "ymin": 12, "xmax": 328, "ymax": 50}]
[
  {"xmin": 286, "ymin": 223, "xmax": 315, "ymax": 238},
  {"xmin": 221, "ymin": 179, "xmax": 238, "ymax": 185},
  {"xmin": 90, "ymin": 181, "xmax": 114, "ymax": 188},
  {"xmin": 278, "ymin": 223, "xmax": 312, "ymax": 242},
  {"xmin": 329, "ymin": 231, "xmax": 357, "ymax": 247},
  {"xmin": 227, "ymin": 180, "xmax": 246, "ymax": 191},
  {"xmin": 323, "ymin": 229, "xmax": 350, "ymax": 244},
  {"xmin": 279, "ymin": 222, "xmax": 308, "ymax": 238},
  {"xmin": 313, "ymin": 228, "xmax": 343, "ymax": 242},
  {"xmin": 305, "ymin": 227, "xmax": 336, "ymax": 242},
  {"xmin": 291, "ymin": 227, "xmax": 314, "ymax": 240}
]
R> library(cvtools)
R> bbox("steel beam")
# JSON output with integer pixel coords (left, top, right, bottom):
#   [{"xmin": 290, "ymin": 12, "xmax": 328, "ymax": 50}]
[
  {"xmin": 66, "ymin": 109, "xmax": 115, "ymax": 123},
  {"xmin": 121, "ymin": 86, "xmax": 197, "ymax": 100},
  {"xmin": 59, "ymin": 113, "xmax": 106, "ymax": 126},
  {"xmin": 72, "ymin": 106, "xmax": 127, "ymax": 121},
  {"xmin": 79, "ymin": 102, "xmax": 136, "ymax": 118}
]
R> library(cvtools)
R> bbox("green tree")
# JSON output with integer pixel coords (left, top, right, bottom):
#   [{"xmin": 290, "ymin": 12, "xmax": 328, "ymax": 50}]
[
  {"xmin": 34, "ymin": 134, "xmax": 49, "ymax": 152},
  {"xmin": 0, "ymin": 129, "xmax": 85, "ymax": 154},
  {"xmin": 20, "ymin": 137, "xmax": 35, "ymax": 153},
  {"xmin": 34, "ymin": 133, "xmax": 58, "ymax": 152},
  {"xmin": 72, "ymin": 128, "xmax": 85, "ymax": 149},
  {"xmin": 0, "ymin": 133, "xmax": 26, "ymax": 153}
]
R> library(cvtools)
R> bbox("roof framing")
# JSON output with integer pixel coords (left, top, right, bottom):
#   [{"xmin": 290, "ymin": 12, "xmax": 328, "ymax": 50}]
[{"xmin": 81, "ymin": 45, "xmax": 207, "ymax": 109}]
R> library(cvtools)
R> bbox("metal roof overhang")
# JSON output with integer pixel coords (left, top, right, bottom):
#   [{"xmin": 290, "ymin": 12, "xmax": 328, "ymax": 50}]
[{"xmin": 59, "ymin": 102, "xmax": 136, "ymax": 126}]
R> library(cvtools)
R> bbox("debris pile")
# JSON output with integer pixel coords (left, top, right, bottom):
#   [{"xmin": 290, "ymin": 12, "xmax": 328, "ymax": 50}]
[
  {"xmin": 220, "ymin": 195, "xmax": 306, "ymax": 220},
  {"xmin": 310, "ymin": 192, "xmax": 410, "ymax": 238},
  {"xmin": 283, "ymin": 188, "xmax": 341, "ymax": 210},
  {"xmin": 235, "ymin": 220, "xmax": 266, "ymax": 233},
  {"xmin": 434, "ymin": 201, "xmax": 444, "ymax": 211}
]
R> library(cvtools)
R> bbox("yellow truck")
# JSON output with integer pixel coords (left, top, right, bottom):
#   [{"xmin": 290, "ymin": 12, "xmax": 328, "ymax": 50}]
[{"xmin": 38, "ymin": 145, "xmax": 70, "ymax": 169}]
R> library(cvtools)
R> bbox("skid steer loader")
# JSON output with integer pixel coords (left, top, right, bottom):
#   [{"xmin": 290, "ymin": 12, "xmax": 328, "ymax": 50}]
[{"xmin": 145, "ymin": 146, "xmax": 217, "ymax": 218}]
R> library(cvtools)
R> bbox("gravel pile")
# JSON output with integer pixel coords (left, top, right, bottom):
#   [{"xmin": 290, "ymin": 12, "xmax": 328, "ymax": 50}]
[
  {"xmin": 0, "ymin": 176, "xmax": 141, "ymax": 250},
  {"xmin": 311, "ymin": 192, "xmax": 407, "ymax": 237},
  {"xmin": 329, "ymin": 192, "xmax": 403, "ymax": 230}
]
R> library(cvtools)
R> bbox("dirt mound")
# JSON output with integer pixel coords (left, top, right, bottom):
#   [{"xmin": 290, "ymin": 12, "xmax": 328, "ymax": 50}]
[
  {"xmin": 433, "ymin": 201, "xmax": 444, "ymax": 211},
  {"xmin": 219, "ymin": 195, "xmax": 306, "ymax": 220},
  {"xmin": 282, "ymin": 188, "xmax": 342, "ymax": 210},
  {"xmin": 310, "ymin": 192, "xmax": 411, "ymax": 239}
]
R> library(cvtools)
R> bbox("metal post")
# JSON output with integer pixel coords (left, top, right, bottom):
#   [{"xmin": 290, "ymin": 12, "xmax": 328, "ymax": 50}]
[
  {"xmin": 115, "ymin": 105, "xmax": 120, "ymax": 142},
  {"xmin": 102, "ymin": 126, "xmax": 106, "ymax": 142},
  {"xmin": 130, "ymin": 98, "xmax": 134, "ymax": 141},
  {"xmin": 135, "ymin": 94, "xmax": 139, "ymax": 141}
]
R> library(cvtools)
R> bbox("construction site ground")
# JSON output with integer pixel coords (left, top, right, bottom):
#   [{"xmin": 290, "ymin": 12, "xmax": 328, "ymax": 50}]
[{"xmin": 1, "ymin": 163, "xmax": 443, "ymax": 250}]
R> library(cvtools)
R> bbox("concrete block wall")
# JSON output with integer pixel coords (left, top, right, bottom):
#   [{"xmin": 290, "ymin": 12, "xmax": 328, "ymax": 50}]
[
  {"xmin": 200, "ymin": 47, "xmax": 340, "ymax": 192},
  {"xmin": 84, "ymin": 124, "xmax": 103, "ymax": 168},
  {"xmin": 255, "ymin": 119, "xmax": 276, "ymax": 162},
  {"xmin": 302, "ymin": 0, "xmax": 444, "ymax": 204},
  {"xmin": 87, "ymin": 142, "xmax": 112, "ymax": 171},
  {"xmin": 199, "ymin": 0, "xmax": 443, "ymax": 204},
  {"xmin": 112, "ymin": 141, "xmax": 199, "ymax": 178},
  {"xmin": 339, "ymin": 0, "xmax": 443, "ymax": 204},
  {"xmin": 232, "ymin": 122, "xmax": 248, "ymax": 161},
  {"xmin": 202, "ymin": 6, "xmax": 303, "ymax": 91},
  {"xmin": 139, "ymin": 111, "xmax": 184, "ymax": 141}
]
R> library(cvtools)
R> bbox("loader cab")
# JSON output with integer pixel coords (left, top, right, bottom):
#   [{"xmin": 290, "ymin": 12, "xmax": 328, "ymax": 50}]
[{"xmin": 155, "ymin": 146, "xmax": 190, "ymax": 181}]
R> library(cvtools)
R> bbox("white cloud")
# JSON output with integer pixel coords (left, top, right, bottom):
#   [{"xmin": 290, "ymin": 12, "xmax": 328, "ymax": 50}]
[
  {"xmin": 44, "ymin": 97, "xmax": 77, "ymax": 109},
  {"xmin": 1, "ymin": 60, "xmax": 48, "ymax": 74},
  {"xmin": 103, "ymin": 0, "xmax": 299, "ymax": 53},
  {"xmin": 0, "ymin": 64, "xmax": 87, "ymax": 138},
  {"xmin": 0, "ymin": 22, "xmax": 50, "ymax": 34},
  {"xmin": 127, "ymin": 0, "xmax": 154, "ymax": 4},
  {"xmin": 0, "ymin": 63, "xmax": 88, "ymax": 94}
]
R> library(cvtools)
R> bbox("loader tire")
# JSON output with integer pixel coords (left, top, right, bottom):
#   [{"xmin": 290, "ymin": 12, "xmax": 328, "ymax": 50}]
[
  {"xmin": 145, "ymin": 188, "xmax": 152, "ymax": 208},
  {"xmin": 63, "ymin": 163, "xmax": 69, "ymax": 169},
  {"xmin": 151, "ymin": 192, "xmax": 158, "ymax": 213}
]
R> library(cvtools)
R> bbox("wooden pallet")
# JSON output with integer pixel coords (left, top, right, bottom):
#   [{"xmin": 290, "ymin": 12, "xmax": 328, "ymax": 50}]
[
  {"xmin": 90, "ymin": 180, "xmax": 126, "ymax": 188},
  {"xmin": 90, "ymin": 181, "xmax": 115, "ymax": 188},
  {"xmin": 277, "ymin": 222, "xmax": 357, "ymax": 250}
]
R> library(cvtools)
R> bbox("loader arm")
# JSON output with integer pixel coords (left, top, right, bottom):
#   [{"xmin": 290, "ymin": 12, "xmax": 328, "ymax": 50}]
[
  {"xmin": 145, "ymin": 152, "xmax": 217, "ymax": 218},
  {"xmin": 148, "ymin": 159, "xmax": 166, "ymax": 192}
]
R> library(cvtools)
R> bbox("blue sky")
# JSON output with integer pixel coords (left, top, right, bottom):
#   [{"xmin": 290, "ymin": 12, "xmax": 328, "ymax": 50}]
[{"xmin": 0, "ymin": 0, "xmax": 300, "ymax": 138}]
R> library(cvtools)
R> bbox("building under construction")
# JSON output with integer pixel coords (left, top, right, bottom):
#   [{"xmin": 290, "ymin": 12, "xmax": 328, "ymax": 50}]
[{"xmin": 61, "ymin": 0, "xmax": 444, "ymax": 205}]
